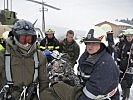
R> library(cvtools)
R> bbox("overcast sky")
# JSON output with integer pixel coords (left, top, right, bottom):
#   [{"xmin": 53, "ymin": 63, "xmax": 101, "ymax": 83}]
[{"xmin": 1, "ymin": 0, "xmax": 133, "ymax": 31}]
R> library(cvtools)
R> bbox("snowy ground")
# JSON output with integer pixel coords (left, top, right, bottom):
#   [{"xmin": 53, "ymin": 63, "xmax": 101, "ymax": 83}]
[{"xmin": 74, "ymin": 39, "xmax": 133, "ymax": 100}]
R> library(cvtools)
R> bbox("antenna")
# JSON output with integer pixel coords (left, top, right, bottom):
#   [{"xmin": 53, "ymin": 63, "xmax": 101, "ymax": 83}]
[
  {"xmin": 11, "ymin": 0, "xmax": 12, "ymax": 11},
  {"xmin": 42, "ymin": 0, "xmax": 45, "ymax": 33},
  {"xmin": 4, "ymin": 0, "xmax": 5, "ymax": 9},
  {"xmin": 4, "ymin": 0, "xmax": 11, "ymax": 10},
  {"xmin": 26, "ymin": 0, "xmax": 61, "ymax": 33},
  {"xmin": 7, "ymin": 0, "xmax": 9, "ymax": 10}
]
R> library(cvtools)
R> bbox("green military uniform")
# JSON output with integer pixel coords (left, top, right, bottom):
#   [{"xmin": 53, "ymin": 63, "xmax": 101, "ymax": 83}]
[
  {"xmin": 60, "ymin": 39, "xmax": 80, "ymax": 68},
  {"xmin": 40, "ymin": 81, "xmax": 82, "ymax": 100},
  {"xmin": 0, "ymin": 38, "xmax": 49, "ymax": 99}
]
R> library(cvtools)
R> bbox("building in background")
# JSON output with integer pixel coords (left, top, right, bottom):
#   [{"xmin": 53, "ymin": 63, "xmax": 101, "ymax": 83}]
[{"xmin": 95, "ymin": 21, "xmax": 133, "ymax": 37}]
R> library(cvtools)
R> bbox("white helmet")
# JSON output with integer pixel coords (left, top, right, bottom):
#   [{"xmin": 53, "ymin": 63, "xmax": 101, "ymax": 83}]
[
  {"xmin": 45, "ymin": 27, "xmax": 55, "ymax": 35},
  {"xmin": 123, "ymin": 29, "xmax": 133, "ymax": 36}
]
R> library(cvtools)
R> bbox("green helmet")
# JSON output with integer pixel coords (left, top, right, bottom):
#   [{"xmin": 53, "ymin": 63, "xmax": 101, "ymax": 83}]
[{"xmin": 45, "ymin": 28, "xmax": 55, "ymax": 35}]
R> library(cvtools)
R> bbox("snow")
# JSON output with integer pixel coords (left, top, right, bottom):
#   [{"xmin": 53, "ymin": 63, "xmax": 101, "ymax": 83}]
[{"xmin": 74, "ymin": 39, "xmax": 133, "ymax": 100}]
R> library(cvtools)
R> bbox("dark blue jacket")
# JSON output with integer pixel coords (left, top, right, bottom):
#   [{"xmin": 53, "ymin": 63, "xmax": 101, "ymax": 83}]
[{"xmin": 78, "ymin": 49, "xmax": 119, "ymax": 100}]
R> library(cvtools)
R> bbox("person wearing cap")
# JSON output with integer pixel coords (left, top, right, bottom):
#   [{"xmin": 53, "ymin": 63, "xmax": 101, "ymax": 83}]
[
  {"xmin": 39, "ymin": 28, "xmax": 61, "ymax": 52},
  {"xmin": 77, "ymin": 28, "xmax": 120, "ymax": 100},
  {"xmin": 39, "ymin": 28, "xmax": 61, "ymax": 62},
  {"xmin": 114, "ymin": 33, "xmax": 125, "ymax": 62},
  {"xmin": 0, "ymin": 19, "xmax": 49, "ymax": 99},
  {"xmin": 60, "ymin": 30, "xmax": 80, "ymax": 68},
  {"xmin": 116, "ymin": 32, "xmax": 133, "ymax": 100}
]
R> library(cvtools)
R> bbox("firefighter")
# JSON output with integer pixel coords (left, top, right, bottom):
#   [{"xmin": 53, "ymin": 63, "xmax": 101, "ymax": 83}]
[
  {"xmin": 77, "ymin": 28, "xmax": 119, "ymax": 100},
  {"xmin": 39, "ymin": 28, "xmax": 61, "ymax": 52},
  {"xmin": 114, "ymin": 33, "xmax": 125, "ymax": 61},
  {"xmin": 39, "ymin": 28, "xmax": 61, "ymax": 62},
  {"xmin": 117, "ymin": 32, "xmax": 133, "ymax": 100}
]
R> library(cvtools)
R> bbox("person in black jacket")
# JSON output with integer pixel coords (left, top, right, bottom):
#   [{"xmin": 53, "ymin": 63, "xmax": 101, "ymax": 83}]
[
  {"xmin": 39, "ymin": 28, "xmax": 61, "ymax": 52},
  {"xmin": 39, "ymin": 28, "xmax": 61, "ymax": 62},
  {"xmin": 116, "ymin": 33, "xmax": 133, "ymax": 100},
  {"xmin": 114, "ymin": 34, "xmax": 125, "ymax": 62},
  {"xmin": 77, "ymin": 28, "xmax": 120, "ymax": 100}
]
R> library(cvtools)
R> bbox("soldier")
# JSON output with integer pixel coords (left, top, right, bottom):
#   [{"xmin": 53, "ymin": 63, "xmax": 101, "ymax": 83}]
[
  {"xmin": 116, "ymin": 32, "xmax": 133, "ymax": 100},
  {"xmin": 60, "ymin": 30, "xmax": 80, "ymax": 68},
  {"xmin": 0, "ymin": 19, "xmax": 49, "ymax": 100}
]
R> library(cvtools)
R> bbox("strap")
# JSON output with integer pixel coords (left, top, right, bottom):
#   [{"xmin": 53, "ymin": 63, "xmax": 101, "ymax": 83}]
[
  {"xmin": 5, "ymin": 50, "xmax": 39, "ymax": 83},
  {"xmin": 5, "ymin": 50, "xmax": 13, "ymax": 83},
  {"xmin": 33, "ymin": 51, "xmax": 39, "ymax": 82},
  {"xmin": 83, "ymin": 86, "xmax": 117, "ymax": 100}
]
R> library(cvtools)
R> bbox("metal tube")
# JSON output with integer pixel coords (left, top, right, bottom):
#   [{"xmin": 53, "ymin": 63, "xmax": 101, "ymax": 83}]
[
  {"xmin": 7, "ymin": 0, "xmax": 9, "ymax": 10},
  {"xmin": 42, "ymin": 0, "xmax": 45, "ymax": 33},
  {"xmin": 4, "ymin": 0, "xmax": 5, "ymax": 9},
  {"xmin": 11, "ymin": 0, "xmax": 12, "ymax": 11}
]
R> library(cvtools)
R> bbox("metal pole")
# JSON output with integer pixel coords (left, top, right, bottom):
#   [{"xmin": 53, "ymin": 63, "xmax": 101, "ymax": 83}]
[
  {"xmin": 4, "ymin": 0, "xmax": 5, "ymax": 9},
  {"xmin": 7, "ymin": 0, "xmax": 9, "ymax": 10},
  {"xmin": 11, "ymin": 0, "xmax": 12, "ymax": 11},
  {"xmin": 42, "ymin": 0, "xmax": 45, "ymax": 33}
]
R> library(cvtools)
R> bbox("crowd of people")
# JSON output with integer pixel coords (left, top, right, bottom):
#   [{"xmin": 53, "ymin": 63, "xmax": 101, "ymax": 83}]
[{"xmin": 0, "ymin": 19, "xmax": 133, "ymax": 100}]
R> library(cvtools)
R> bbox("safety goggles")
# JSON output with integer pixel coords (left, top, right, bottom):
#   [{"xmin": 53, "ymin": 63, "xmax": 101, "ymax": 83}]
[{"xmin": 19, "ymin": 35, "xmax": 33, "ymax": 45}]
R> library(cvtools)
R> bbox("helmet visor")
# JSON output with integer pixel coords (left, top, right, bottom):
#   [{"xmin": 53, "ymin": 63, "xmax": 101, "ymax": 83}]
[{"xmin": 18, "ymin": 35, "xmax": 35, "ymax": 45}]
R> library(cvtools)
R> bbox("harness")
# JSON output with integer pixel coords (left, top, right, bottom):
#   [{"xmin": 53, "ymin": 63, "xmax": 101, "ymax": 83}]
[
  {"xmin": 120, "ymin": 43, "xmax": 133, "ymax": 83},
  {"xmin": 1, "ymin": 49, "xmax": 40, "ymax": 100}
]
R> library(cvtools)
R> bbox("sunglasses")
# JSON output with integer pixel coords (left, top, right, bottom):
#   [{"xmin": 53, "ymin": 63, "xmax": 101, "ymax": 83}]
[{"xmin": 19, "ymin": 35, "xmax": 33, "ymax": 45}]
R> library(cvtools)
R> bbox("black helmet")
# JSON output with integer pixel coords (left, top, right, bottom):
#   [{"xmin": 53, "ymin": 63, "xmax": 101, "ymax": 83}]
[
  {"xmin": 12, "ymin": 19, "xmax": 37, "ymax": 45},
  {"xmin": 84, "ymin": 26, "xmax": 108, "ymax": 46}
]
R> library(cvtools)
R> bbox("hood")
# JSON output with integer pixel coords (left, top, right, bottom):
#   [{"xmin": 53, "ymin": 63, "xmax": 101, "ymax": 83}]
[{"xmin": 6, "ymin": 37, "xmax": 37, "ymax": 57}]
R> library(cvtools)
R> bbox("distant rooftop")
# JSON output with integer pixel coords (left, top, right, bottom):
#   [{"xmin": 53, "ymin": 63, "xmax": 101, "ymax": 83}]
[{"xmin": 95, "ymin": 20, "xmax": 133, "ymax": 27}]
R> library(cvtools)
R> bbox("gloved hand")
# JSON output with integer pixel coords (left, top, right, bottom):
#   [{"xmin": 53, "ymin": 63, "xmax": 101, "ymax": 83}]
[{"xmin": 43, "ymin": 49, "xmax": 51, "ymax": 56}]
